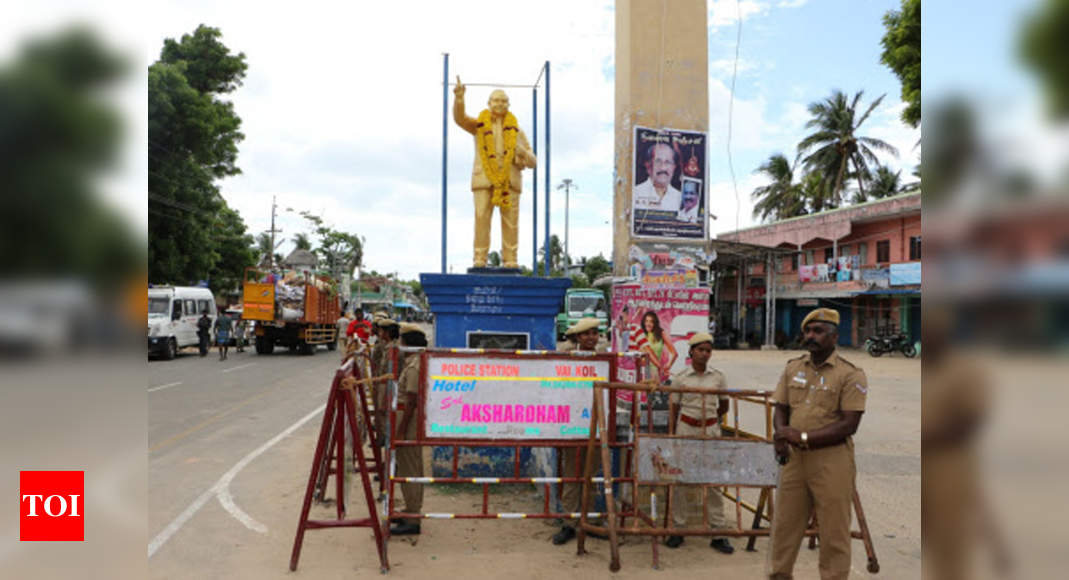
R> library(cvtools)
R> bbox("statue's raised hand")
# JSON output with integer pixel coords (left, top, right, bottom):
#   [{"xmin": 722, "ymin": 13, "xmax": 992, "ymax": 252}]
[{"xmin": 454, "ymin": 75, "xmax": 465, "ymax": 98}]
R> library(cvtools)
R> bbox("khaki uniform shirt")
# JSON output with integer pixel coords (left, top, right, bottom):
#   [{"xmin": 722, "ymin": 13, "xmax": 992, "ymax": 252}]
[
  {"xmin": 671, "ymin": 366, "xmax": 728, "ymax": 421},
  {"xmin": 772, "ymin": 351, "xmax": 867, "ymax": 432},
  {"xmin": 374, "ymin": 339, "xmax": 397, "ymax": 377}
]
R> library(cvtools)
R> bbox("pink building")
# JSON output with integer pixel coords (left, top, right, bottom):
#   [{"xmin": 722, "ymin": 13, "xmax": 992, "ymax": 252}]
[{"xmin": 717, "ymin": 192, "xmax": 921, "ymax": 347}]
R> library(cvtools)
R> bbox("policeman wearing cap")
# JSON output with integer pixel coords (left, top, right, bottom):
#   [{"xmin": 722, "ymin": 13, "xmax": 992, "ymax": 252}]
[
  {"xmin": 372, "ymin": 318, "xmax": 400, "ymax": 448},
  {"xmin": 552, "ymin": 316, "xmax": 607, "ymax": 545},
  {"xmin": 664, "ymin": 332, "xmax": 734, "ymax": 553},
  {"xmin": 769, "ymin": 308, "xmax": 867, "ymax": 579},
  {"xmin": 391, "ymin": 322, "xmax": 428, "ymax": 536}
]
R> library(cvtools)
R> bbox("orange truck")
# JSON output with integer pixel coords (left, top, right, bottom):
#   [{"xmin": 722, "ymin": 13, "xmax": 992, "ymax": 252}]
[{"xmin": 242, "ymin": 268, "xmax": 341, "ymax": 355}]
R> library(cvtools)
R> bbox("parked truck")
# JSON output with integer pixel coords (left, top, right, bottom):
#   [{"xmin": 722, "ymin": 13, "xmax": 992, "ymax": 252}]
[
  {"xmin": 555, "ymin": 288, "xmax": 608, "ymax": 340},
  {"xmin": 242, "ymin": 268, "xmax": 340, "ymax": 355}
]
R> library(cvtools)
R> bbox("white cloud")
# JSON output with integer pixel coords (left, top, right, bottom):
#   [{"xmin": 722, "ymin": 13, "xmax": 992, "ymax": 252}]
[
  {"xmin": 708, "ymin": 0, "xmax": 769, "ymax": 30},
  {"xmin": 777, "ymin": 0, "xmax": 808, "ymax": 8}
]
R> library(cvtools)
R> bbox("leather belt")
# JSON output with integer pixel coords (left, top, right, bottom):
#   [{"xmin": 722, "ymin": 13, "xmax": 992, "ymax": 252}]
[{"xmin": 679, "ymin": 414, "xmax": 718, "ymax": 427}]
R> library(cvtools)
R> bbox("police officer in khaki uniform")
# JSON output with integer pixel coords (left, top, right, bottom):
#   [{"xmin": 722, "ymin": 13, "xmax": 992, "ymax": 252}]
[
  {"xmin": 769, "ymin": 308, "xmax": 867, "ymax": 580},
  {"xmin": 372, "ymin": 318, "xmax": 399, "ymax": 448},
  {"xmin": 665, "ymin": 332, "xmax": 734, "ymax": 554},
  {"xmin": 390, "ymin": 322, "xmax": 427, "ymax": 536},
  {"xmin": 553, "ymin": 317, "xmax": 607, "ymax": 545}
]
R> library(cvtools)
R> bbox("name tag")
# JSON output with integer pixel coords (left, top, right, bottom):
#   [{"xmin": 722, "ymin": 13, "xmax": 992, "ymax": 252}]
[{"xmin": 792, "ymin": 376, "xmax": 807, "ymax": 384}]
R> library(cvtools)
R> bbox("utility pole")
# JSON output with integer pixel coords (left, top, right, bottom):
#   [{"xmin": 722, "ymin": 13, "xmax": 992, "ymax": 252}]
[
  {"xmin": 557, "ymin": 179, "xmax": 576, "ymax": 270},
  {"xmin": 267, "ymin": 195, "xmax": 283, "ymax": 271}
]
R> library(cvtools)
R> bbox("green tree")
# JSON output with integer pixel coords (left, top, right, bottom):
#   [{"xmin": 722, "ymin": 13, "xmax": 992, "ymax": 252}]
[
  {"xmin": 1, "ymin": 27, "xmax": 140, "ymax": 285},
  {"xmin": 880, "ymin": 0, "xmax": 921, "ymax": 128},
  {"xmin": 292, "ymin": 232, "xmax": 312, "ymax": 251},
  {"xmin": 207, "ymin": 206, "xmax": 256, "ymax": 292},
  {"xmin": 582, "ymin": 254, "xmax": 612, "ymax": 283},
  {"xmin": 797, "ymin": 90, "xmax": 898, "ymax": 206},
  {"xmin": 855, "ymin": 165, "xmax": 903, "ymax": 203},
  {"xmin": 751, "ymin": 153, "xmax": 808, "ymax": 221},
  {"xmin": 537, "ymin": 235, "xmax": 566, "ymax": 275},
  {"xmin": 297, "ymin": 211, "xmax": 364, "ymax": 280},
  {"xmin": 1020, "ymin": 0, "xmax": 1069, "ymax": 120},
  {"xmin": 148, "ymin": 25, "xmax": 247, "ymax": 285},
  {"xmin": 487, "ymin": 251, "xmax": 501, "ymax": 267}
]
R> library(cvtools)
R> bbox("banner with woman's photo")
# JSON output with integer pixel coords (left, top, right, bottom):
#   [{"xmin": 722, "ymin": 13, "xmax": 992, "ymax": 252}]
[
  {"xmin": 631, "ymin": 126, "xmax": 707, "ymax": 239},
  {"xmin": 611, "ymin": 284, "xmax": 710, "ymax": 433}
]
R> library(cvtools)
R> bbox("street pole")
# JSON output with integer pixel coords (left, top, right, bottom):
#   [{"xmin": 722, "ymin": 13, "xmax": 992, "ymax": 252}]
[
  {"xmin": 269, "ymin": 195, "xmax": 276, "ymax": 271},
  {"xmin": 557, "ymin": 179, "xmax": 575, "ymax": 270}
]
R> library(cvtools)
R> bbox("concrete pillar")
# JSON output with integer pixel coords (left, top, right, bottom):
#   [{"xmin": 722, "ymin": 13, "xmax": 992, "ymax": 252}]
[{"xmin": 613, "ymin": 0, "xmax": 709, "ymax": 275}]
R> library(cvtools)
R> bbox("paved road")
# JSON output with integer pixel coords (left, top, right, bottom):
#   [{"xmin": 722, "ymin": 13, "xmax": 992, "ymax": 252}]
[
  {"xmin": 148, "ymin": 344, "xmax": 343, "ymax": 569},
  {"xmin": 146, "ymin": 340, "xmax": 919, "ymax": 579}
]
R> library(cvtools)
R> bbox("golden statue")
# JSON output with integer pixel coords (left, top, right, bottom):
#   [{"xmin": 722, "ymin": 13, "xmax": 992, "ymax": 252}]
[{"xmin": 453, "ymin": 76, "xmax": 536, "ymax": 269}]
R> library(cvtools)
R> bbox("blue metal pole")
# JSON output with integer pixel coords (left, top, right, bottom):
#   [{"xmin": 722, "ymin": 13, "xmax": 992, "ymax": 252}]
[
  {"xmin": 441, "ymin": 53, "xmax": 449, "ymax": 274},
  {"xmin": 543, "ymin": 61, "xmax": 551, "ymax": 277},
  {"xmin": 532, "ymin": 87, "xmax": 538, "ymax": 273}
]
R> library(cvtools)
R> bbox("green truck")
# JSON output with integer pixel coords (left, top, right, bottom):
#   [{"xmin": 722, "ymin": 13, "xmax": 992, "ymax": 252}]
[{"xmin": 556, "ymin": 288, "xmax": 608, "ymax": 340}]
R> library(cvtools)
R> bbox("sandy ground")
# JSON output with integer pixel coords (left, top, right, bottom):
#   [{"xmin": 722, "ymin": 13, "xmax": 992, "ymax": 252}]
[{"xmin": 149, "ymin": 346, "xmax": 919, "ymax": 579}]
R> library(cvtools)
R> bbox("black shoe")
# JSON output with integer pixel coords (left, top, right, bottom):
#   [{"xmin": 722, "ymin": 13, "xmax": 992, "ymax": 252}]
[
  {"xmin": 665, "ymin": 535, "xmax": 684, "ymax": 548},
  {"xmin": 711, "ymin": 538, "xmax": 735, "ymax": 554},
  {"xmin": 552, "ymin": 526, "xmax": 576, "ymax": 545},
  {"xmin": 389, "ymin": 522, "xmax": 421, "ymax": 535}
]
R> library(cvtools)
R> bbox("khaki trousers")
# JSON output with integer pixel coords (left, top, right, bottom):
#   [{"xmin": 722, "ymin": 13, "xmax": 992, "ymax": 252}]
[
  {"xmin": 672, "ymin": 421, "xmax": 727, "ymax": 534},
  {"xmin": 473, "ymin": 189, "xmax": 520, "ymax": 266},
  {"xmin": 395, "ymin": 410, "xmax": 423, "ymax": 525},
  {"xmin": 768, "ymin": 443, "xmax": 856, "ymax": 580},
  {"xmin": 560, "ymin": 446, "xmax": 602, "ymax": 527}
]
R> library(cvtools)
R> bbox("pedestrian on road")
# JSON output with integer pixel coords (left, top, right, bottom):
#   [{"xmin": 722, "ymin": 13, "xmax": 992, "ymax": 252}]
[
  {"xmin": 214, "ymin": 309, "xmax": 233, "ymax": 361},
  {"xmin": 391, "ymin": 322, "xmax": 427, "ymax": 536},
  {"xmin": 196, "ymin": 311, "xmax": 212, "ymax": 357},
  {"xmin": 234, "ymin": 317, "xmax": 246, "ymax": 352},
  {"xmin": 346, "ymin": 310, "xmax": 371, "ymax": 349},
  {"xmin": 553, "ymin": 317, "xmax": 607, "ymax": 546},
  {"xmin": 665, "ymin": 332, "xmax": 733, "ymax": 553},
  {"xmin": 768, "ymin": 308, "xmax": 867, "ymax": 580},
  {"xmin": 336, "ymin": 312, "xmax": 350, "ymax": 351}
]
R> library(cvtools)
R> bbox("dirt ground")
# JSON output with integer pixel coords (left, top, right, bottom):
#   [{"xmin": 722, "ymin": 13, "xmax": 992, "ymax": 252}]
[{"xmin": 151, "ymin": 346, "xmax": 919, "ymax": 579}]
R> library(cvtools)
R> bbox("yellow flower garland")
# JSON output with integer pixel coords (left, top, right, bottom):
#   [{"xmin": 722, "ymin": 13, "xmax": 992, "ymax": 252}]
[{"xmin": 476, "ymin": 109, "xmax": 519, "ymax": 209}]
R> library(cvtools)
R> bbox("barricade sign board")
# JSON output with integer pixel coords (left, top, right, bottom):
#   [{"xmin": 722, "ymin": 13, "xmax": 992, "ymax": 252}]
[
  {"xmin": 422, "ymin": 352, "xmax": 612, "ymax": 440},
  {"xmin": 635, "ymin": 436, "xmax": 778, "ymax": 486}
]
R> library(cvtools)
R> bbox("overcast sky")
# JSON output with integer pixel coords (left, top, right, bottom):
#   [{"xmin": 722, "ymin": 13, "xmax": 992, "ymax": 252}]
[{"xmin": 7, "ymin": 0, "xmax": 933, "ymax": 280}]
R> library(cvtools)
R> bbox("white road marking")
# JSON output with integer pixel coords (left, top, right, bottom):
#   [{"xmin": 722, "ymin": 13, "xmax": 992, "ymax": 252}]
[
  {"xmin": 221, "ymin": 362, "xmax": 256, "ymax": 373},
  {"xmin": 148, "ymin": 403, "xmax": 326, "ymax": 557},
  {"xmin": 148, "ymin": 381, "xmax": 183, "ymax": 393}
]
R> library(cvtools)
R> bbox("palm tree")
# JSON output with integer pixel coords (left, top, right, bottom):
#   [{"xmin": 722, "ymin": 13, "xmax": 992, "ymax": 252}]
[
  {"xmin": 797, "ymin": 90, "xmax": 898, "ymax": 205},
  {"xmin": 751, "ymin": 153, "xmax": 808, "ymax": 221},
  {"xmin": 537, "ymin": 234, "xmax": 565, "ymax": 274},
  {"xmin": 292, "ymin": 232, "xmax": 312, "ymax": 250},
  {"xmin": 859, "ymin": 165, "xmax": 904, "ymax": 203}
]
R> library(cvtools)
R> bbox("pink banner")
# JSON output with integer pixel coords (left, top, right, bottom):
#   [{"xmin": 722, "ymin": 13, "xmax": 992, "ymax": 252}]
[{"xmin": 611, "ymin": 285, "xmax": 710, "ymax": 392}]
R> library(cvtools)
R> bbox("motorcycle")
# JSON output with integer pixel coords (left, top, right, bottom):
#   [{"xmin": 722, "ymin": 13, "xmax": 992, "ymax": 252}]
[{"xmin": 864, "ymin": 333, "xmax": 916, "ymax": 358}]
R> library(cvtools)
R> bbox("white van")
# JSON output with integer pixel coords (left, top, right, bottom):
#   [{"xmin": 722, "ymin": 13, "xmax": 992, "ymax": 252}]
[{"xmin": 148, "ymin": 286, "xmax": 216, "ymax": 359}]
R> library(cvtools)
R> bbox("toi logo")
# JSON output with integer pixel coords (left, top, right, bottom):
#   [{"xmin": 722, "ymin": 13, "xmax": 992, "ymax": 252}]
[{"xmin": 19, "ymin": 471, "xmax": 84, "ymax": 541}]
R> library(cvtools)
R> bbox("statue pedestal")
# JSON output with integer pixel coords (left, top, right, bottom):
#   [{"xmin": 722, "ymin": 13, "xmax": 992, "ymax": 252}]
[
  {"xmin": 419, "ymin": 273, "xmax": 572, "ymax": 478},
  {"xmin": 420, "ymin": 273, "xmax": 571, "ymax": 351}
]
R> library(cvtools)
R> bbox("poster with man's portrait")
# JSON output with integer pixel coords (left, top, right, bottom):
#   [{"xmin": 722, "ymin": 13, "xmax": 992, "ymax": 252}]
[{"xmin": 632, "ymin": 126, "xmax": 707, "ymax": 239}]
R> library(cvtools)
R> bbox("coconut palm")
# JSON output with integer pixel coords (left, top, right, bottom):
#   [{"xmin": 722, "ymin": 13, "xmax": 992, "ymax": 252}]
[
  {"xmin": 292, "ymin": 232, "xmax": 312, "ymax": 251},
  {"xmin": 798, "ymin": 90, "xmax": 898, "ymax": 205},
  {"xmin": 751, "ymin": 153, "xmax": 808, "ymax": 221},
  {"xmin": 864, "ymin": 165, "xmax": 904, "ymax": 202}
]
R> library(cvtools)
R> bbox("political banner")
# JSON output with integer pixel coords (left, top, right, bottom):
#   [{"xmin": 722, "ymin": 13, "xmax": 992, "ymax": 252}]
[{"xmin": 631, "ymin": 126, "xmax": 707, "ymax": 239}]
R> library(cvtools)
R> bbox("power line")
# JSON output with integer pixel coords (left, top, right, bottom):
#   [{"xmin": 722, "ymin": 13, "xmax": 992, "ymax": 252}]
[{"xmin": 727, "ymin": 0, "xmax": 743, "ymax": 236}]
